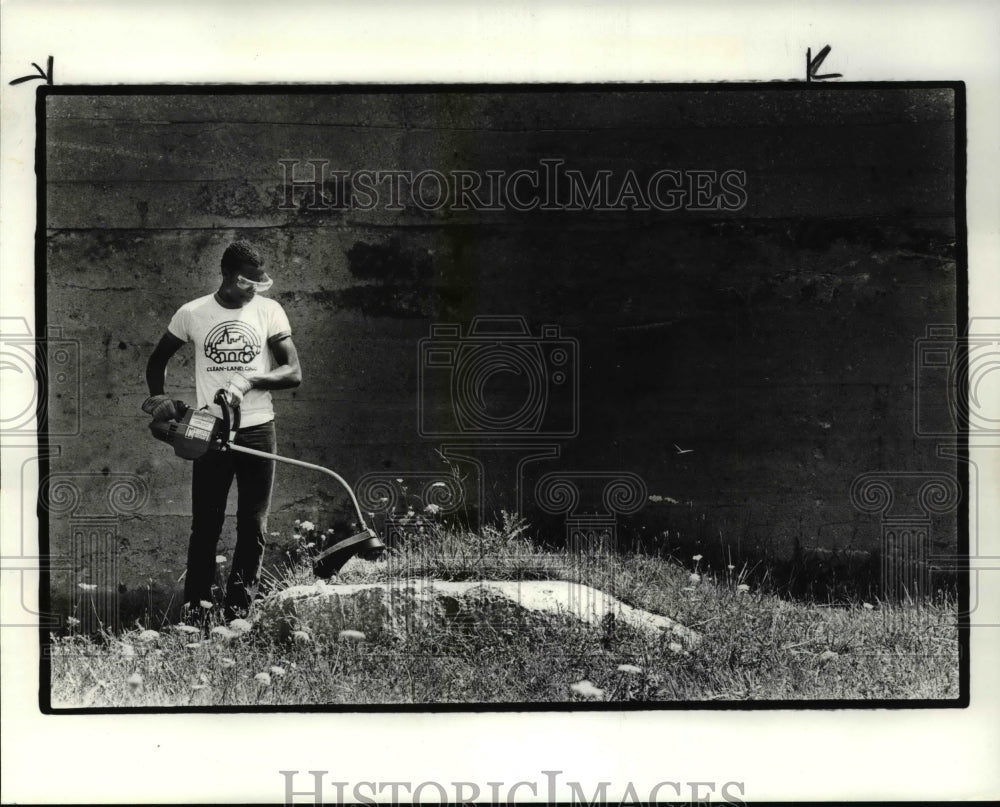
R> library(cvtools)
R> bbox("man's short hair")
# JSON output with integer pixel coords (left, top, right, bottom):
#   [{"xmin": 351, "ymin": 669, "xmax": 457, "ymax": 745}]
[{"xmin": 221, "ymin": 240, "xmax": 263, "ymax": 274}]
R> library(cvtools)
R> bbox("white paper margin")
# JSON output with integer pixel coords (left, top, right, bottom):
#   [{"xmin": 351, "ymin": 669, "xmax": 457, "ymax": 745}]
[{"xmin": 2, "ymin": 1, "xmax": 998, "ymax": 803}]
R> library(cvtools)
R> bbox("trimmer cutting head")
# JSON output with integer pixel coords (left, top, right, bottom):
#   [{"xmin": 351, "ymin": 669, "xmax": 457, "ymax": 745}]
[{"xmin": 312, "ymin": 529, "xmax": 387, "ymax": 579}]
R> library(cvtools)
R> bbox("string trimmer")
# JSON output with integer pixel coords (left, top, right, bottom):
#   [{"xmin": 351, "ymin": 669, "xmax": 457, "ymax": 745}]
[{"xmin": 149, "ymin": 389, "xmax": 384, "ymax": 577}]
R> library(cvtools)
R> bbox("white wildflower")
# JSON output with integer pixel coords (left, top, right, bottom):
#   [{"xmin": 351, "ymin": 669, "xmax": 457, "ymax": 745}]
[
  {"xmin": 689, "ymin": 573, "xmax": 701, "ymax": 583},
  {"xmin": 736, "ymin": 584, "xmax": 750, "ymax": 593},
  {"xmin": 229, "ymin": 618, "xmax": 252, "ymax": 633},
  {"xmin": 254, "ymin": 672, "xmax": 271, "ymax": 686},
  {"xmin": 270, "ymin": 666, "xmax": 286, "ymax": 677},
  {"xmin": 300, "ymin": 520, "xmax": 315, "ymax": 532},
  {"xmin": 175, "ymin": 624, "xmax": 200, "ymax": 634},
  {"xmin": 569, "ymin": 680, "xmax": 605, "ymax": 699},
  {"xmin": 292, "ymin": 630, "xmax": 312, "ymax": 644},
  {"xmin": 424, "ymin": 503, "xmax": 441, "ymax": 516},
  {"xmin": 138, "ymin": 629, "xmax": 160, "ymax": 642},
  {"xmin": 338, "ymin": 629, "xmax": 366, "ymax": 642},
  {"xmin": 211, "ymin": 626, "xmax": 237, "ymax": 640},
  {"xmin": 668, "ymin": 642, "xmax": 684, "ymax": 654},
  {"xmin": 617, "ymin": 664, "xmax": 643, "ymax": 675},
  {"xmin": 199, "ymin": 600, "xmax": 213, "ymax": 609}
]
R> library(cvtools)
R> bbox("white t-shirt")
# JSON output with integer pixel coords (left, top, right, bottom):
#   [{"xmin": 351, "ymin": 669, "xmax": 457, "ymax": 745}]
[{"xmin": 167, "ymin": 293, "xmax": 293, "ymax": 428}]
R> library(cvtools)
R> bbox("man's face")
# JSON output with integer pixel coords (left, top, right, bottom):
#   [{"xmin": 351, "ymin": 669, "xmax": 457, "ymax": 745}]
[{"xmin": 221, "ymin": 262, "xmax": 264, "ymax": 304}]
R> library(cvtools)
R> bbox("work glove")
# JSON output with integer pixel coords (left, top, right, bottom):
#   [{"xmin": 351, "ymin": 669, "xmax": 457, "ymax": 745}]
[
  {"xmin": 141, "ymin": 394, "xmax": 179, "ymax": 423},
  {"xmin": 223, "ymin": 372, "xmax": 253, "ymax": 407}
]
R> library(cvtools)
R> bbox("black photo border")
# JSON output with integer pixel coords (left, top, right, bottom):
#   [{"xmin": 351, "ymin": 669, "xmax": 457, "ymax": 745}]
[{"xmin": 35, "ymin": 80, "xmax": 969, "ymax": 715}]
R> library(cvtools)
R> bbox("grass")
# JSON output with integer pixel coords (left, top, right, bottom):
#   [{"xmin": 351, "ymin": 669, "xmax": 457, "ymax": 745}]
[{"xmin": 48, "ymin": 513, "xmax": 960, "ymax": 707}]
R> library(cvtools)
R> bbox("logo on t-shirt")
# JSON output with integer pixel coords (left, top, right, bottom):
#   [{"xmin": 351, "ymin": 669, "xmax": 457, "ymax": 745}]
[{"xmin": 204, "ymin": 321, "xmax": 262, "ymax": 365}]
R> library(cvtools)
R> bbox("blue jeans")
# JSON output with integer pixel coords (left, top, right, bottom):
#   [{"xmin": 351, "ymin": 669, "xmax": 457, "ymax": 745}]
[{"xmin": 184, "ymin": 421, "xmax": 276, "ymax": 618}]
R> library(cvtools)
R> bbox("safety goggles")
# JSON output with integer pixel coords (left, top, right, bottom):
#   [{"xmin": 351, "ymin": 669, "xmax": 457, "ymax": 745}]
[{"xmin": 236, "ymin": 274, "xmax": 273, "ymax": 293}]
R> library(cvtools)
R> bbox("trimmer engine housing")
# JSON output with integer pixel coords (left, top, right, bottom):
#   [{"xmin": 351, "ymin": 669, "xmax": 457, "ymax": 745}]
[{"xmin": 149, "ymin": 406, "xmax": 230, "ymax": 459}]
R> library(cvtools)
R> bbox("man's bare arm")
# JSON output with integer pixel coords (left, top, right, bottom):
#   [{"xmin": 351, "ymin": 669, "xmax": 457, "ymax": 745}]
[
  {"xmin": 145, "ymin": 331, "xmax": 185, "ymax": 396},
  {"xmin": 248, "ymin": 335, "xmax": 302, "ymax": 390}
]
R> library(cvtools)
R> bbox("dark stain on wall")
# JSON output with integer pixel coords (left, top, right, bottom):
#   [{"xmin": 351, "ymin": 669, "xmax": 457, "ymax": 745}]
[{"xmin": 336, "ymin": 238, "xmax": 438, "ymax": 317}]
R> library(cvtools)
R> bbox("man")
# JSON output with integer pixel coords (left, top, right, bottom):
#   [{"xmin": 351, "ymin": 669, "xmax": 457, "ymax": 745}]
[{"xmin": 143, "ymin": 240, "xmax": 301, "ymax": 620}]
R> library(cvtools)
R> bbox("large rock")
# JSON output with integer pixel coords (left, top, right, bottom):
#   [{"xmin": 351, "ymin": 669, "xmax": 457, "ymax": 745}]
[{"xmin": 259, "ymin": 579, "xmax": 700, "ymax": 647}]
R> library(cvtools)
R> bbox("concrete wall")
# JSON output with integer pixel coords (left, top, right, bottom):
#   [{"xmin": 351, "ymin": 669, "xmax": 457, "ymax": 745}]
[{"xmin": 43, "ymin": 89, "xmax": 959, "ymax": 605}]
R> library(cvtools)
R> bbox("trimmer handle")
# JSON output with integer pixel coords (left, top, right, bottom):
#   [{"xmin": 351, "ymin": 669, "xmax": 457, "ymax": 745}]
[{"xmin": 213, "ymin": 389, "xmax": 241, "ymax": 445}]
